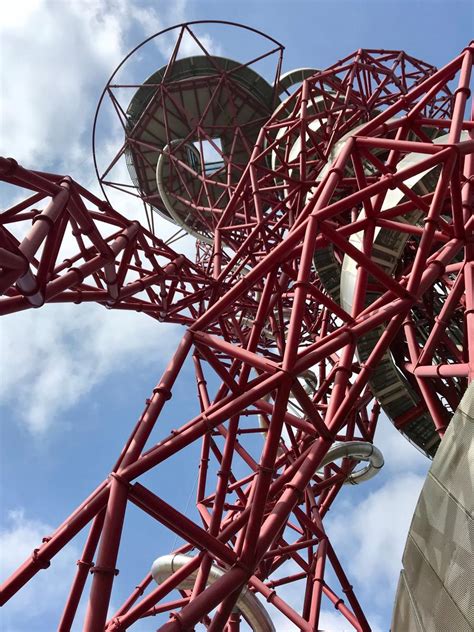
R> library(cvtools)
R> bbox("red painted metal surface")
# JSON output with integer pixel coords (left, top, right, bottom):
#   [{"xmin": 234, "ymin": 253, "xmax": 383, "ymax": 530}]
[{"xmin": 0, "ymin": 22, "xmax": 473, "ymax": 632}]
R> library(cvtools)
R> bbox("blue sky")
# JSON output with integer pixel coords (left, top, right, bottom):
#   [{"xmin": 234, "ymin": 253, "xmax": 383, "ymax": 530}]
[{"xmin": 1, "ymin": 1, "xmax": 472, "ymax": 630}]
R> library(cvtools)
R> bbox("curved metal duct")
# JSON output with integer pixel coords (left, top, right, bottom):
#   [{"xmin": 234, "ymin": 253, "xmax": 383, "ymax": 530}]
[
  {"xmin": 275, "ymin": 67, "xmax": 319, "ymax": 96},
  {"xmin": 318, "ymin": 440, "xmax": 384, "ymax": 485},
  {"xmin": 151, "ymin": 554, "xmax": 275, "ymax": 632},
  {"xmin": 156, "ymin": 139, "xmax": 212, "ymax": 243},
  {"xmin": 259, "ymin": 398, "xmax": 384, "ymax": 485}
]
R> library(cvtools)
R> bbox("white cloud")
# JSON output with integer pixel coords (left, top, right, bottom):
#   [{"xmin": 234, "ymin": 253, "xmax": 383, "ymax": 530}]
[
  {"xmin": 260, "ymin": 559, "xmax": 362, "ymax": 631},
  {"xmin": 0, "ymin": 303, "xmax": 181, "ymax": 433},
  {"xmin": 325, "ymin": 473, "xmax": 425, "ymax": 610},
  {"xmin": 319, "ymin": 609, "xmax": 364, "ymax": 632},
  {"xmin": 0, "ymin": 0, "xmax": 221, "ymax": 175},
  {"xmin": 0, "ymin": 0, "xmax": 216, "ymax": 258},
  {"xmin": 132, "ymin": 0, "xmax": 222, "ymax": 58},
  {"xmin": 1, "ymin": 1, "xmax": 126, "ymax": 171},
  {"xmin": 374, "ymin": 413, "xmax": 429, "ymax": 474},
  {"xmin": 0, "ymin": 509, "xmax": 79, "ymax": 631},
  {"xmin": 268, "ymin": 601, "xmax": 360, "ymax": 631},
  {"xmin": 0, "ymin": 0, "xmax": 226, "ymax": 434}
]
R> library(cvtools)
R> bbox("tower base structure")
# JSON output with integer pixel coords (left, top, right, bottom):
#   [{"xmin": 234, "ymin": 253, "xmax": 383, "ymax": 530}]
[{"xmin": 0, "ymin": 22, "xmax": 473, "ymax": 632}]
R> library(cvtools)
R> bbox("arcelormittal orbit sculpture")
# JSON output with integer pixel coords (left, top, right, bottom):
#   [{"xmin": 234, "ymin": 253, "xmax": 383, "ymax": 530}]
[{"xmin": 1, "ymin": 22, "xmax": 473, "ymax": 632}]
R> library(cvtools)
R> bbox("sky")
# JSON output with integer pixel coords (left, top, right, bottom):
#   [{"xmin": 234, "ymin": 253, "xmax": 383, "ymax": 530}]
[{"xmin": 1, "ymin": 1, "xmax": 473, "ymax": 630}]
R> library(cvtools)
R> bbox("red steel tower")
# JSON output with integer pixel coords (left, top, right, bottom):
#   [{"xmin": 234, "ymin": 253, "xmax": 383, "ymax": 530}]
[{"xmin": 1, "ymin": 22, "xmax": 473, "ymax": 632}]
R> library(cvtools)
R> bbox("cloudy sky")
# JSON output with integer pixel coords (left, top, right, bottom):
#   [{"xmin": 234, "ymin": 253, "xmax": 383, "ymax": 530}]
[{"xmin": 1, "ymin": 1, "xmax": 472, "ymax": 630}]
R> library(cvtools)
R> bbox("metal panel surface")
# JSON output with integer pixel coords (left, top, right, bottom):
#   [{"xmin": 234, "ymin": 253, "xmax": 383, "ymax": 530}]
[{"xmin": 392, "ymin": 383, "xmax": 474, "ymax": 631}]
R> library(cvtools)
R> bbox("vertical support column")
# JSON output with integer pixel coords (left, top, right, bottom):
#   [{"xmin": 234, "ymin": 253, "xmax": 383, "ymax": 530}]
[
  {"xmin": 59, "ymin": 510, "xmax": 106, "ymax": 631},
  {"xmin": 84, "ymin": 332, "xmax": 193, "ymax": 631},
  {"xmin": 463, "ymin": 125, "xmax": 474, "ymax": 382},
  {"xmin": 226, "ymin": 612, "xmax": 241, "ymax": 631}
]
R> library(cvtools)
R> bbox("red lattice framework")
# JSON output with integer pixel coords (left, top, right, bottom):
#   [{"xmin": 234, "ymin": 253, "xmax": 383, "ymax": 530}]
[{"xmin": 0, "ymin": 26, "xmax": 473, "ymax": 632}]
